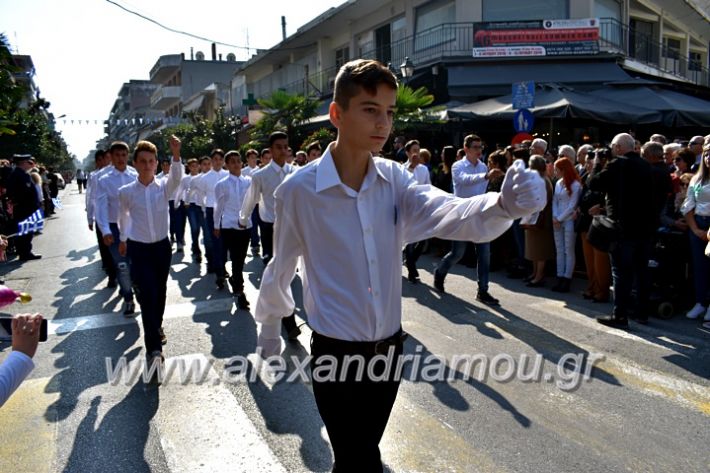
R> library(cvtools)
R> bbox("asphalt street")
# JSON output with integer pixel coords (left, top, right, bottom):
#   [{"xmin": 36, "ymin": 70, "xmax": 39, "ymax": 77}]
[{"xmin": 0, "ymin": 184, "xmax": 708, "ymax": 473}]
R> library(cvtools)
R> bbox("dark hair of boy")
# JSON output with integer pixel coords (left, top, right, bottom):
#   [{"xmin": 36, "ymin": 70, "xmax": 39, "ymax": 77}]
[
  {"xmin": 245, "ymin": 149, "xmax": 259, "ymax": 158},
  {"xmin": 269, "ymin": 131, "xmax": 288, "ymax": 147},
  {"xmin": 463, "ymin": 134, "xmax": 482, "ymax": 149},
  {"xmin": 260, "ymin": 148, "xmax": 270, "ymax": 157},
  {"xmin": 306, "ymin": 142, "xmax": 321, "ymax": 154},
  {"xmin": 405, "ymin": 140, "xmax": 420, "ymax": 152},
  {"xmin": 333, "ymin": 59, "xmax": 398, "ymax": 110},
  {"xmin": 199, "ymin": 156, "xmax": 211, "ymax": 164},
  {"xmin": 109, "ymin": 141, "xmax": 130, "ymax": 153},
  {"xmin": 224, "ymin": 150, "xmax": 241, "ymax": 164},
  {"xmin": 94, "ymin": 149, "xmax": 105, "ymax": 161},
  {"xmin": 210, "ymin": 148, "xmax": 225, "ymax": 158}
]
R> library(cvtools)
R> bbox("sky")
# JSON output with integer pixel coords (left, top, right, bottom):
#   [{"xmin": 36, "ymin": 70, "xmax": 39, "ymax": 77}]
[{"xmin": 0, "ymin": 0, "xmax": 345, "ymax": 162}]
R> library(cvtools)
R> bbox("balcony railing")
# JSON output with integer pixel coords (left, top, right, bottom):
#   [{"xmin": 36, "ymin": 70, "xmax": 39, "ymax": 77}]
[
  {"xmin": 150, "ymin": 85, "xmax": 182, "ymax": 109},
  {"xmin": 598, "ymin": 17, "xmax": 709, "ymax": 86}
]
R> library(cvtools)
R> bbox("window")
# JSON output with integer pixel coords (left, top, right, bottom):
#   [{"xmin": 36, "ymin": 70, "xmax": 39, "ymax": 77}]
[
  {"xmin": 594, "ymin": 0, "xmax": 621, "ymax": 21},
  {"xmin": 335, "ymin": 46, "xmax": 350, "ymax": 69},
  {"xmin": 663, "ymin": 37, "xmax": 681, "ymax": 60},
  {"xmin": 689, "ymin": 51, "xmax": 702, "ymax": 71},
  {"xmin": 415, "ymin": 0, "xmax": 455, "ymax": 51},
  {"xmin": 483, "ymin": 0, "xmax": 567, "ymax": 22}
]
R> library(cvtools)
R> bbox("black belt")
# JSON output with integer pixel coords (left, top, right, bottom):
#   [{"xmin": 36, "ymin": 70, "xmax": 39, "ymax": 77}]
[{"xmin": 311, "ymin": 329, "xmax": 408, "ymax": 356}]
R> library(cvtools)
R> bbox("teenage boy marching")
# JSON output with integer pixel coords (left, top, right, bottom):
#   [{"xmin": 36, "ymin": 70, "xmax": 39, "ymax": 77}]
[{"xmin": 254, "ymin": 59, "xmax": 546, "ymax": 471}]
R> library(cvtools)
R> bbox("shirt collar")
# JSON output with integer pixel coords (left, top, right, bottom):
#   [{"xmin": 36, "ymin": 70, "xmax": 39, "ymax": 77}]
[
  {"xmin": 315, "ymin": 145, "xmax": 389, "ymax": 193},
  {"xmin": 269, "ymin": 160, "xmax": 286, "ymax": 174}
]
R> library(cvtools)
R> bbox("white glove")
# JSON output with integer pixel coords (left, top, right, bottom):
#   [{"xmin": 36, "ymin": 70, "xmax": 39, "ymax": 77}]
[
  {"xmin": 257, "ymin": 330, "xmax": 283, "ymax": 359},
  {"xmin": 500, "ymin": 159, "xmax": 546, "ymax": 219}
]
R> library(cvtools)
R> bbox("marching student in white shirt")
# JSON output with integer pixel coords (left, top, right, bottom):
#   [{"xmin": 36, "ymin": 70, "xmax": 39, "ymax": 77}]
[
  {"xmin": 403, "ymin": 139, "xmax": 431, "ymax": 283},
  {"xmin": 254, "ymin": 59, "xmax": 546, "ymax": 471},
  {"xmin": 96, "ymin": 141, "xmax": 138, "ymax": 316},
  {"xmin": 192, "ymin": 150, "xmax": 229, "ymax": 287},
  {"xmin": 117, "ymin": 136, "xmax": 183, "ymax": 365},
  {"xmin": 213, "ymin": 151, "xmax": 252, "ymax": 310},
  {"xmin": 239, "ymin": 132, "xmax": 294, "ymax": 266},
  {"xmin": 240, "ymin": 149, "xmax": 262, "ymax": 257},
  {"xmin": 239, "ymin": 131, "xmax": 300, "ymax": 340},
  {"xmin": 86, "ymin": 149, "xmax": 115, "ymax": 287}
]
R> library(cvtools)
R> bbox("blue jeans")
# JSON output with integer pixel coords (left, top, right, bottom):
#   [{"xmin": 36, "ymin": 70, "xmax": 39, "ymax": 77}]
[
  {"xmin": 187, "ymin": 203, "xmax": 204, "ymax": 255},
  {"xmin": 553, "ymin": 220, "xmax": 576, "ymax": 278},
  {"xmin": 204, "ymin": 207, "xmax": 225, "ymax": 275},
  {"xmin": 610, "ymin": 238, "xmax": 651, "ymax": 318},
  {"xmin": 689, "ymin": 215, "xmax": 710, "ymax": 305},
  {"xmin": 436, "ymin": 241, "xmax": 490, "ymax": 292},
  {"xmin": 108, "ymin": 223, "xmax": 133, "ymax": 302}
]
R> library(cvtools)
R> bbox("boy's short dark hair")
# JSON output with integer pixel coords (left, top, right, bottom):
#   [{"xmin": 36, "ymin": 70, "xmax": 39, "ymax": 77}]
[
  {"xmin": 463, "ymin": 135, "xmax": 482, "ymax": 149},
  {"xmin": 245, "ymin": 148, "xmax": 258, "ymax": 158},
  {"xmin": 269, "ymin": 131, "xmax": 288, "ymax": 147},
  {"xmin": 199, "ymin": 156, "xmax": 211, "ymax": 164},
  {"xmin": 224, "ymin": 150, "xmax": 241, "ymax": 164},
  {"xmin": 94, "ymin": 149, "xmax": 105, "ymax": 161},
  {"xmin": 405, "ymin": 140, "xmax": 420, "ymax": 152},
  {"xmin": 210, "ymin": 148, "xmax": 225, "ymax": 159},
  {"xmin": 260, "ymin": 148, "xmax": 271, "ymax": 157},
  {"xmin": 333, "ymin": 59, "xmax": 398, "ymax": 110},
  {"xmin": 109, "ymin": 141, "xmax": 130, "ymax": 153},
  {"xmin": 306, "ymin": 142, "xmax": 321, "ymax": 154}
]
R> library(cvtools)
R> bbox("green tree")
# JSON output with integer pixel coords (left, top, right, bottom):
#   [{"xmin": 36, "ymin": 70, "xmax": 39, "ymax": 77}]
[
  {"xmin": 394, "ymin": 84, "xmax": 442, "ymax": 135},
  {"xmin": 250, "ymin": 90, "xmax": 319, "ymax": 147},
  {"xmin": 300, "ymin": 127, "xmax": 335, "ymax": 151}
]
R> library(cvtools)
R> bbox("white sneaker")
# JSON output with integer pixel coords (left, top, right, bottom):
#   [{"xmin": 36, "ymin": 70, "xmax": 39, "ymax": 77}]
[
  {"xmin": 686, "ymin": 303, "xmax": 706, "ymax": 319},
  {"xmin": 704, "ymin": 306, "xmax": 710, "ymax": 321}
]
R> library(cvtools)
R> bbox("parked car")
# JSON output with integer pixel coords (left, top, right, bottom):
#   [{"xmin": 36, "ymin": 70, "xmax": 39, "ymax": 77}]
[{"xmin": 54, "ymin": 173, "xmax": 65, "ymax": 190}]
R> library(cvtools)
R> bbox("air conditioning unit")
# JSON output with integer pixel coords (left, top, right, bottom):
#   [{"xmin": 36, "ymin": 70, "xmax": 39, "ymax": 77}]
[
  {"xmin": 195, "ymin": 51, "xmax": 205, "ymax": 60},
  {"xmin": 226, "ymin": 53, "xmax": 236, "ymax": 62}
]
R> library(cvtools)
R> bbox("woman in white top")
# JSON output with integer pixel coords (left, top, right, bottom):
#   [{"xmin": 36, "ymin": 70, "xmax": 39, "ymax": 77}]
[
  {"xmin": 681, "ymin": 146, "xmax": 710, "ymax": 323},
  {"xmin": 403, "ymin": 139, "xmax": 430, "ymax": 283},
  {"xmin": 551, "ymin": 153, "xmax": 582, "ymax": 293}
]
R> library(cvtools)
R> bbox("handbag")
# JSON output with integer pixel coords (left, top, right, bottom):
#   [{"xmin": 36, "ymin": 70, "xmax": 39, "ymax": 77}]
[{"xmin": 587, "ymin": 215, "xmax": 621, "ymax": 252}]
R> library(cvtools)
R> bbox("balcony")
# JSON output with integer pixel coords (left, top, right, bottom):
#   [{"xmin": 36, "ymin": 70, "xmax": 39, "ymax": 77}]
[
  {"xmin": 150, "ymin": 54, "xmax": 182, "ymax": 83},
  {"xmin": 151, "ymin": 85, "xmax": 181, "ymax": 110}
]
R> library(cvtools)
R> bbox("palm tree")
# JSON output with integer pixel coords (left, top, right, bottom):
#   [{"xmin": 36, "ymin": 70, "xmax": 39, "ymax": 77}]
[
  {"xmin": 394, "ymin": 84, "xmax": 442, "ymax": 135},
  {"xmin": 251, "ymin": 90, "xmax": 319, "ymax": 145}
]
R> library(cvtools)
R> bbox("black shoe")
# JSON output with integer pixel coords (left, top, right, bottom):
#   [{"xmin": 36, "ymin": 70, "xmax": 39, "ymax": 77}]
[
  {"xmin": 597, "ymin": 315, "xmax": 629, "ymax": 329},
  {"xmin": 476, "ymin": 291, "xmax": 500, "ymax": 306},
  {"xmin": 124, "ymin": 301, "xmax": 136, "ymax": 317},
  {"xmin": 407, "ymin": 267, "xmax": 420, "ymax": 284},
  {"xmin": 236, "ymin": 293, "xmax": 250, "ymax": 310},
  {"xmin": 159, "ymin": 327, "xmax": 167, "ymax": 345},
  {"xmin": 146, "ymin": 350, "xmax": 165, "ymax": 384},
  {"xmin": 551, "ymin": 278, "xmax": 569, "ymax": 292},
  {"xmin": 19, "ymin": 253, "xmax": 42, "ymax": 261},
  {"xmin": 251, "ymin": 246, "xmax": 260, "ymax": 257},
  {"xmin": 522, "ymin": 274, "xmax": 534, "ymax": 283},
  {"xmin": 216, "ymin": 277, "xmax": 225, "ymax": 290},
  {"xmin": 288, "ymin": 325, "xmax": 301, "ymax": 341},
  {"xmin": 433, "ymin": 269, "xmax": 445, "ymax": 293},
  {"xmin": 629, "ymin": 313, "xmax": 649, "ymax": 325},
  {"xmin": 526, "ymin": 279, "xmax": 545, "ymax": 288},
  {"xmin": 106, "ymin": 278, "xmax": 117, "ymax": 289}
]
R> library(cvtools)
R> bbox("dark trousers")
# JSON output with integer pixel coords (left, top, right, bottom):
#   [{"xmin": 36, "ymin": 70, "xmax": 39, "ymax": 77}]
[
  {"xmin": 127, "ymin": 238, "xmax": 171, "ymax": 355},
  {"xmin": 259, "ymin": 221, "xmax": 274, "ymax": 260},
  {"xmin": 250, "ymin": 205, "xmax": 261, "ymax": 249},
  {"xmin": 404, "ymin": 241, "xmax": 425, "ymax": 274},
  {"xmin": 310, "ymin": 332, "xmax": 403, "ymax": 472},
  {"xmin": 610, "ymin": 238, "xmax": 652, "ymax": 318},
  {"xmin": 14, "ymin": 232, "xmax": 33, "ymax": 258},
  {"xmin": 187, "ymin": 203, "xmax": 204, "ymax": 256},
  {"xmin": 203, "ymin": 207, "xmax": 226, "ymax": 274},
  {"xmin": 168, "ymin": 200, "xmax": 186, "ymax": 245},
  {"xmin": 220, "ymin": 228, "xmax": 250, "ymax": 292},
  {"xmin": 96, "ymin": 226, "xmax": 116, "ymax": 280}
]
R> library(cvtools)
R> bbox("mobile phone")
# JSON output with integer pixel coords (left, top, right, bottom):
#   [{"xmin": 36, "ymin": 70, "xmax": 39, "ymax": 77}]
[{"xmin": 0, "ymin": 316, "xmax": 48, "ymax": 342}]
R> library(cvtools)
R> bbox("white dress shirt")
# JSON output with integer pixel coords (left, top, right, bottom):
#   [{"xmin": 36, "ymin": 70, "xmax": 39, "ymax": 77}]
[
  {"xmin": 214, "ymin": 174, "xmax": 252, "ymax": 230},
  {"xmin": 552, "ymin": 180, "xmax": 582, "ymax": 222},
  {"xmin": 184, "ymin": 174, "xmax": 207, "ymax": 206},
  {"xmin": 117, "ymin": 162, "xmax": 184, "ymax": 243},
  {"xmin": 85, "ymin": 165, "xmax": 113, "ymax": 227},
  {"xmin": 682, "ymin": 176, "xmax": 710, "ymax": 217},
  {"xmin": 192, "ymin": 169, "xmax": 229, "ymax": 208},
  {"xmin": 406, "ymin": 163, "xmax": 431, "ymax": 185},
  {"xmin": 452, "ymin": 158, "xmax": 488, "ymax": 198},
  {"xmin": 256, "ymin": 146, "xmax": 515, "ymax": 342},
  {"xmin": 0, "ymin": 351, "xmax": 34, "ymax": 407},
  {"xmin": 95, "ymin": 166, "xmax": 138, "ymax": 235},
  {"xmin": 239, "ymin": 160, "xmax": 295, "ymax": 226},
  {"xmin": 241, "ymin": 165, "xmax": 259, "ymax": 178}
]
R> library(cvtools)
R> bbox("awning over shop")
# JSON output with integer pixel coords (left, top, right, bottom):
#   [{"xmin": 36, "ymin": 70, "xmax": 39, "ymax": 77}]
[
  {"xmin": 446, "ymin": 85, "xmax": 662, "ymax": 124},
  {"xmin": 448, "ymin": 62, "xmax": 632, "ymax": 97},
  {"xmin": 588, "ymin": 86, "xmax": 710, "ymax": 127}
]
